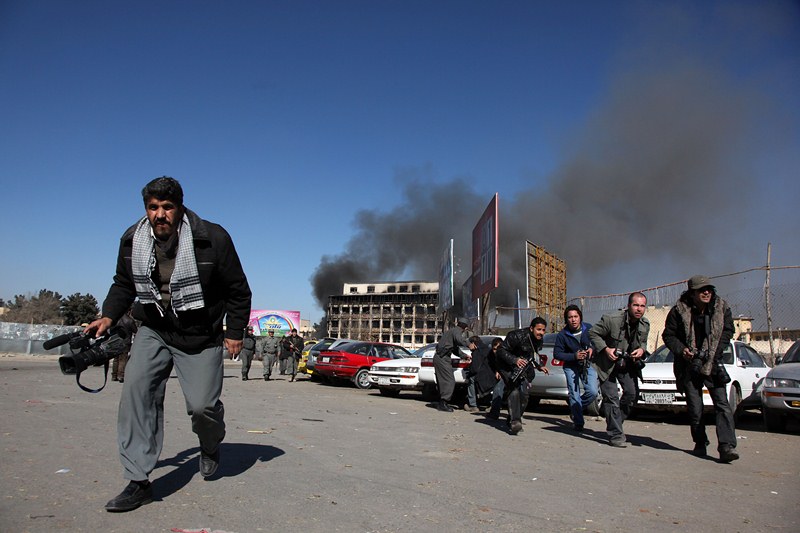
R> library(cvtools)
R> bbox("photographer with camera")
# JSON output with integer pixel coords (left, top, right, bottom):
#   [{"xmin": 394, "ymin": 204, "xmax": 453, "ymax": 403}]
[
  {"xmin": 495, "ymin": 317, "xmax": 550, "ymax": 435},
  {"xmin": 589, "ymin": 292, "xmax": 649, "ymax": 447},
  {"xmin": 84, "ymin": 177, "xmax": 252, "ymax": 512},
  {"xmin": 554, "ymin": 305, "xmax": 597, "ymax": 432},
  {"xmin": 662, "ymin": 275, "xmax": 738, "ymax": 462}
]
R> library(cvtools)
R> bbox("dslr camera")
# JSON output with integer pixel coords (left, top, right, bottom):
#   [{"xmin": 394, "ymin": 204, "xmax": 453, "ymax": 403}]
[
  {"xmin": 689, "ymin": 348, "xmax": 731, "ymax": 386},
  {"xmin": 614, "ymin": 348, "xmax": 645, "ymax": 371}
]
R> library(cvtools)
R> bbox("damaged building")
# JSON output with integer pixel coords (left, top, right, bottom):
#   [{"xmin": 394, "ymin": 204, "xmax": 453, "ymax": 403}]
[{"xmin": 326, "ymin": 281, "xmax": 440, "ymax": 349}]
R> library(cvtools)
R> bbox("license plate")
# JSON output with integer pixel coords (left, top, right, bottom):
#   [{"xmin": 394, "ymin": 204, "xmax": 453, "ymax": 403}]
[
  {"xmin": 378, "ymin": 377, "xmax": 390, "ymax": 385},
  {"xmin": 321, "ymin": 356, "xmax": 329, "ymax": 363},
  {"xmin": 642, "ymin": 392, "xmax": 675, "ymax": 404}
]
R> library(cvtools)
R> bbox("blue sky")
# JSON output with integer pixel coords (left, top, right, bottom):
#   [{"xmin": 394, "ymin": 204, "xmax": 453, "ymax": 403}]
[{"xmin": 1, "ymin": 1, "xmax": 798, "ymax": 325}]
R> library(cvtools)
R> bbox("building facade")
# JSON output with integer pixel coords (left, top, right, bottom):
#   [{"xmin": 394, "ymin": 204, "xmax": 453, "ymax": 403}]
[{"xmin": 327, "ymin": 281, "xmax": 440, "ymax": 350}]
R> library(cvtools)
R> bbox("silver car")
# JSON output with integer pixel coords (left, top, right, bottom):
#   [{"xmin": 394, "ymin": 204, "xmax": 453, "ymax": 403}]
[{"xmin": 761, "ymin": 340, "xmax": 800, "ymax": 432}]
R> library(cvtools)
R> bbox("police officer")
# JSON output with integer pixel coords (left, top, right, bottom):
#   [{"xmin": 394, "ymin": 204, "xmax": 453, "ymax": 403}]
[
  {"xmin": 240, "ymin": 326, "xmax": 257, "ymax": 381},
  {"xmin": 281, "ymin": 328, "xmax": 304, "ymax": 382},
  {"xmin": 260, "ymin": 329, "xmax": 281, "ymax": 381},
  {"xmin": 434, "ymin": 317, "xmax": 472, "ymax": 412}
]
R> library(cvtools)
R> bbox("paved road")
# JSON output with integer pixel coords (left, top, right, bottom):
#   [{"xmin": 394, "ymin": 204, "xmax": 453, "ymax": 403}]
[{"xmin": 1, "ymin": 355, "xmax": 797, "ymax": 532}]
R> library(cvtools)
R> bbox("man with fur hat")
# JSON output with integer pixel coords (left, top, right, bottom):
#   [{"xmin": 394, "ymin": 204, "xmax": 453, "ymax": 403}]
[{"xmin": 662, "ymin": 275, "xmax": 738, "ymax": 462}]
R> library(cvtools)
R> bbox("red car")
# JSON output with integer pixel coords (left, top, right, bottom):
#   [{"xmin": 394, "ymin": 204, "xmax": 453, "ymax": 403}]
[{"xmin": 315, "ymin": 341, "xmax": 412, "ymax": 389}]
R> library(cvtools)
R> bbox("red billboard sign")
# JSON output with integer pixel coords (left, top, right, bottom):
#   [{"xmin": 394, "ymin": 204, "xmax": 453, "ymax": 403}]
[{"xmin": 472, "ymin": 194, "xmax": 499, "ymax": 300}]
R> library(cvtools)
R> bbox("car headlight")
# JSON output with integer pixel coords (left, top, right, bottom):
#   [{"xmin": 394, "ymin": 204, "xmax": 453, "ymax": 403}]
[
  {"xmin": 370, "ymin": 366, "xmax": 377, "ymax": 372},
  {"xmin": 765, "ymin": 377, "xmax": 800, "ymax": 388}
]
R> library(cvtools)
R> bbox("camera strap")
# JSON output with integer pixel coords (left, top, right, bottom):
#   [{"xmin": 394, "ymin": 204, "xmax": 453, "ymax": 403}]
[{"xmin": 75, "ymin": 361, "xmax": 110, "ymax": 393}]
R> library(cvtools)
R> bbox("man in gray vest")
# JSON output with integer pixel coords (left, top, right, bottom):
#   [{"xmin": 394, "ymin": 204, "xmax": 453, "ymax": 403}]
[{"xmin": 260, "ymin": 329, "xmax": 281, "ymax": 381}]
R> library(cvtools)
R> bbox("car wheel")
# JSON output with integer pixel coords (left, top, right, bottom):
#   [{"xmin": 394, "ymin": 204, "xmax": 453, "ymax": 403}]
[
  {"xmin": 379, "ymin": 387, "xmax": 401, "ymax": 397},
  {"xmin": 586, "ymin": 396, "xmax": 601, "ymax": 417},
  {"xmin": 422, "ymin": 383, "xmax": 438, "ymax": 401},
  {"xmin": 354, "ymin": 369, "xmax": 372, "ymax": 389},
  {"xmin": 728, "ymin": 384, "xmax": 742, "ymax": 425},
  {"xmin": 763, "ymin": 407, "xmax": 786, "ymax": 432},
  {"xmin": 525, "ymin": 396, "xmax": 541, "ymax": 411}
]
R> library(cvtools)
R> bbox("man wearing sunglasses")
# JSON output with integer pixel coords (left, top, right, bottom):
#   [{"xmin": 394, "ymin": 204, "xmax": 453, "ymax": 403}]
[{"xmin": 662, "ymin": 275, "xmax": 738, "ymax": 463}]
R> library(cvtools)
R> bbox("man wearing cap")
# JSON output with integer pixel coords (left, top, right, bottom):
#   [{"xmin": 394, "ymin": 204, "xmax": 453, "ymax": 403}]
[
  {"xmin": 662, "ymin": 275, "xmax": 738, "ymax": 462},
  {"xmin": 433, "ymin": 318, "xmax": 472, "ymax": 412},
  {"xmin": 240, "ymin": 326, "xmax": 257, "ymax": 381},
  {"xmin": 260, "ymin": 329, "xmax": 281, "ymax": 381}
]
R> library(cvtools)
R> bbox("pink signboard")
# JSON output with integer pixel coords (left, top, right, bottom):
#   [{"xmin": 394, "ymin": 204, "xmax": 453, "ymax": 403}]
[{"xmin": 248, "ymin": 309, "xmax": 301, "ymax": 337}]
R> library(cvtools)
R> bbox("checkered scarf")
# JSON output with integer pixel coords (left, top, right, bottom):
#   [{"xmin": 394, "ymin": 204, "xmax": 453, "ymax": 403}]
[{"xmin": 131, "ymin": 213, "xmax": 205, "ymax": 316}]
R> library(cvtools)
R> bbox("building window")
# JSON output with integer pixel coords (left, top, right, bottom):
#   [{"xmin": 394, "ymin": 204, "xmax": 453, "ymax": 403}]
[
  {"xmin": 387, "ymin": 285, "xmax": 396, "ymax": 293},
  {"xmin": 399, "ymin": 285, "xmax": 408, "ymax": 293},
  {"xmin": 349, "ymin": 287, "xmax": 358, "ymax": 294},
  {"xmin": 367, "ymin": 285, "xmax": 375, "ymax": 293},
  {"xmin": 411, "ymin": 285, "xmax": 420, "ymax": 293}
]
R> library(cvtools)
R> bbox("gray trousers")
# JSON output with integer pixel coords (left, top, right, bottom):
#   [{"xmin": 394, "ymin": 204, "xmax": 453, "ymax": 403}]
[
  {"xmin": 684, "ymin": 373, "xmax": 737, "ymax": 450},
  {"xmin": 600, "ymin": 369, "xmax": 638, "ymax": 442},
  {"xmin": 433, "ymin": 353, "xmax": 456, "ymax": 402},
  {"xmin": 262, "ymin": 353, "xmax": 277, "ymax": 377},
  {"xmin": 118, "ymin": 326, "xmax": 225, "ymax": 481},
  {"xmin": 240, "ymin": 349, "xmax": 255, "ymax": 377}
]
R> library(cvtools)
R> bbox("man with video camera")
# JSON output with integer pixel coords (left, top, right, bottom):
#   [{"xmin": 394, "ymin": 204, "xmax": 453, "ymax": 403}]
[
  {"xmin": 85, "ymin": 177, "xmax": 252, "ymax": 512},
  {"xmin": 589, "ymin": 292, "xmax": 649, "ymax": 447},
  {"xmin": 662, "ymin": 275, "xmax": 738, "ymax": 462}
]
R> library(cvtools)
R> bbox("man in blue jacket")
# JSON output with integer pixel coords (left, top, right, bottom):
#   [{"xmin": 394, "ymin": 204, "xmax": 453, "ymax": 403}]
[{"xmin": 554, "ymin": 305, "xmax": 598, "ymax": 431}]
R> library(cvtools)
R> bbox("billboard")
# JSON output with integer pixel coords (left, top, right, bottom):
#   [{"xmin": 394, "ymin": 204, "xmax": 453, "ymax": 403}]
[
  {"xmin": 438, "ymin": 239, "xmax": 454, "ymax": 312},
  {"xmin": 525, "ymin": 241, "xmax": 567, "ymax": 331},
  {"xmin": 248, "ymin": 309, "xmax": 301, "ymax": 337},
  {"xmin": 472, "ymin": 193, "xmax": 499, "ymax": 300}
]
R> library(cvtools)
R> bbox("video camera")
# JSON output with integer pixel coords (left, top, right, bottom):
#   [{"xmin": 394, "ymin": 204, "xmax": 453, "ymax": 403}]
[{"xmin": 43, "ymin": 327, "xmax": 131, "ymax": 393}]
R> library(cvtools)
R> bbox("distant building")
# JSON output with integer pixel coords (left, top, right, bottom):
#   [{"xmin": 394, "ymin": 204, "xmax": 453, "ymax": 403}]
[{"xmin": 327, "ymin": 281, "xmax": 440, "ymax": 349}]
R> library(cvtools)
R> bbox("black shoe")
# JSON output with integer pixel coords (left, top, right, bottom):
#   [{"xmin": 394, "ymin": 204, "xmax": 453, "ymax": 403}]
[
  {"xmin": 692, "ymin": 443, "xmax": 708, "ymax": 457},
  {"xmin": 609, "ymin": 439, "xmax": 627, "ymax": 448},
  {"xmin": 105, "ymin": 481, "xmax": 152, "ymax": 512},
  {"xmin": 485, "ymin": 411, "xmax": 500, "ymax": 420},
  {"xmin": 509, "ymin": 421, "xmax": 523, "ymax": 435},
  {"xmin": 118, "ymin": 378, "xmax": 124, "ymax": 383},
  {"xmin": 264, "ymin": 376, "xmax": 270, "ymax": 381},
  {"xmin": 573, "ymin": 424, "xmax": 585, "ymax": 432},
  {"xmin": 436, "ymin": 401, "xmax": 454, "ymax": 412},
  {"xmin": 719, "ymin": 446, "xmax": 739, "ymax": 463},
  {"xmin": 290, "ymin": 375, "xmax": 295, "ymax": 382},
  {"xmin": 200, "ymin": 448, "xmax": 220, "ymax": 478},
  {"xmin": 242, "ymin": 376, "xmax": 248, "ymax": 381}
]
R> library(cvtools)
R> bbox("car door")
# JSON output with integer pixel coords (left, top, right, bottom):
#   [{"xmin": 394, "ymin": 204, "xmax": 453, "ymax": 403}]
[{"xmin": 736, "ymin": 344, "xmax": 767, "ymax": 404}]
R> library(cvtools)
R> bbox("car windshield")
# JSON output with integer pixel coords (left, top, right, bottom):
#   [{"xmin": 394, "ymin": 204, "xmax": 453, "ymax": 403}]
[
  {"xmin": 311, "ymin": 339, "xmax": 335, "ymax": 352},
  {"xmin": 784, "ymin": 341, "xmax": 800, "ymax": 363},
  {"xmin": 646, "ymin": 346, "xmax": 674, "ymax": 363}
]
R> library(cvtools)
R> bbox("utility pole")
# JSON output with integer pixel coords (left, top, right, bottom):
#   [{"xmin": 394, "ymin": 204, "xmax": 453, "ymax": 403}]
[{"xmin": 764, "ymin": 242, "xmax": 775, "ymax": 364}]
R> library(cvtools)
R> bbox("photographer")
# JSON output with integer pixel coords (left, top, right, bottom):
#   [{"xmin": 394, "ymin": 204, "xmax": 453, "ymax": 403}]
[
  {"xmin": 553, "ymin": 305, "xmax": 597, "ymax": 432},
  {"xmin": 662, "ymin": 275, "xmax": 738, "ymax": 462},
  {"xmin": 589, "ymin": 292, "xmax": 649, "ymax": 447},
  {"xmin": 85, "ymin": 177, "xmax": 251, "ymax": 512}
]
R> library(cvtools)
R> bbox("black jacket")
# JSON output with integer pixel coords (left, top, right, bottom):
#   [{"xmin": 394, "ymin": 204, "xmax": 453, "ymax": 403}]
[
  {"xmin": 498, "ymin": 328, "xmax": 542, "ymax": 384},
  {"xmin": 101, "ymin": 208, "xmax": 252, "ymax": 353}
]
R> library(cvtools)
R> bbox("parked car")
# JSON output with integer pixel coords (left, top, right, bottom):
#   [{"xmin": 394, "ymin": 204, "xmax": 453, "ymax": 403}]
[
  {"xmin": 761, "ymin": 340, "xmax": 800, "ymax": 432},
  {"xmin": 637, "ymin": 340, "xmax": 768, "ymax": 421},
  {"xmin": 303, "ymin": 337, "xmax": 356, "ymax": 376},
  {"xmin": 368, "ymin": 354, "xmax": 422, "ymax": 397},
  {"xmin": 315, "ymin": 341, "xmax": 412, "ymax": 389}
]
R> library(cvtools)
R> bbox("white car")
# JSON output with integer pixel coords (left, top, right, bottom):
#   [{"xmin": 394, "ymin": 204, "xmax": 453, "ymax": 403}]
[
  {"xmin": 638, "ymin": 340, "xmax": 768, "ymax": 420},
  {"xmin": 368, "ymin": 357, "xmax": 423, "ymax": 397}
]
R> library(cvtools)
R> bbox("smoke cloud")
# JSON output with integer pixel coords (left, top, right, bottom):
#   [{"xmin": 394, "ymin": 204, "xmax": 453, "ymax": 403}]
[{"xmin": 312, "ymin": 53, "xmax": 788, "ymax": 313}]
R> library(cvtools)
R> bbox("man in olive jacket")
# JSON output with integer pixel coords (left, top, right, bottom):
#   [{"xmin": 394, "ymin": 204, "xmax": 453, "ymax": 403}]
[
  {"xmin": 85, "ymin": 177, "xmax": 251, "ymax": 512},
  {"xmin": 662, "ymin": 275, "xmax": 738, "ymax": 462},
  {"xmin": 589, "ymin": 292, "xmax": 649, "ymax": 447}
]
